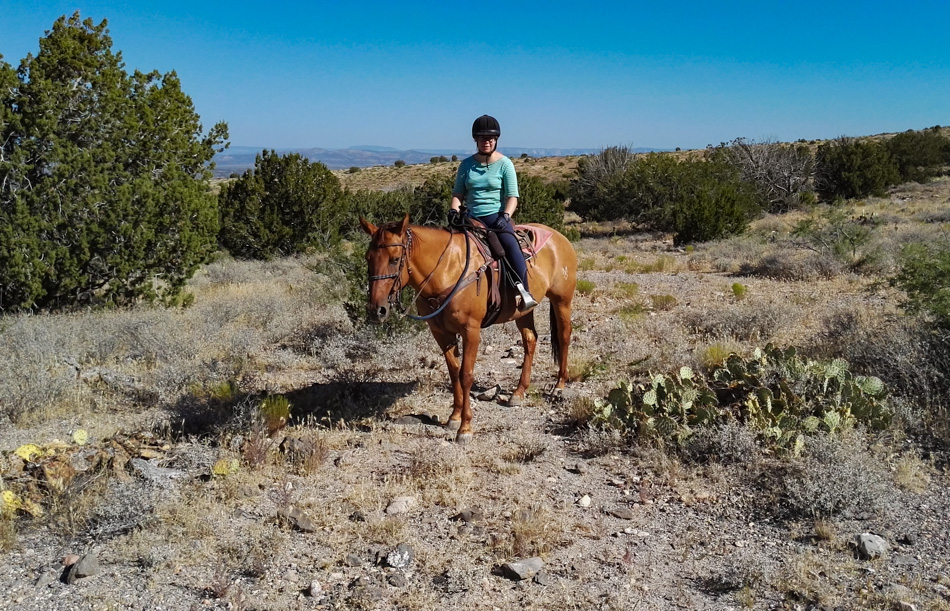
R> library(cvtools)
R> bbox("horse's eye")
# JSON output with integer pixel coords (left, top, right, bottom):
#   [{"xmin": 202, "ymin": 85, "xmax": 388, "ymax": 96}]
[{"xmin": 389, "ymin": 257, "xmax": 399, "ymax": 266}]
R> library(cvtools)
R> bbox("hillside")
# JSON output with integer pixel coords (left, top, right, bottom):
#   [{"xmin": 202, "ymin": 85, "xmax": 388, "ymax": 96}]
[{"xmin": 2, "ymin": 175, "xmax": 949, "ymax": 610}]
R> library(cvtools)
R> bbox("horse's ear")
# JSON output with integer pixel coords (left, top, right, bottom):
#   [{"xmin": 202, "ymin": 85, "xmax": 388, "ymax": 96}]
[
  {"xmin": 399, "ymin": 213, "xmax": 410, "ymax": 234},
  {"xmin": 359, "ymin": 217, "xmax": 377, "ymax": 235}
]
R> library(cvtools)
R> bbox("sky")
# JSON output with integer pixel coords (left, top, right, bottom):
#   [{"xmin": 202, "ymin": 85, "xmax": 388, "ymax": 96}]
[{"xmin": 2, "ymin": 1, "xmax": 949, "ymax": 152}]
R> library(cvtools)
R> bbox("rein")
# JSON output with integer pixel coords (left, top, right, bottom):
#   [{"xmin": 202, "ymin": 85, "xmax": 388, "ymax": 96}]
[{"xmin": 368, "ymin": 226, "xmax": 472, "ymax": 321}]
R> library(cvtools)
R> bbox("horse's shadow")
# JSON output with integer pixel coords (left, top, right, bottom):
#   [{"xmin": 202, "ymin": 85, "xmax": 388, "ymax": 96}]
[
  {"xmin": 284, "ymin": 379, "xmax": 418, "ymax": 427},
  {"xmin": 165, "ymin": 378, "xmax": 419, "ymax": 439}
]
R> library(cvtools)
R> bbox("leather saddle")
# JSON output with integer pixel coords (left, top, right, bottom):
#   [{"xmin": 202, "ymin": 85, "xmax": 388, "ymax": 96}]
[{"xmin": 428, "ymin": 219, "xmax": 552, "ymax": 327}]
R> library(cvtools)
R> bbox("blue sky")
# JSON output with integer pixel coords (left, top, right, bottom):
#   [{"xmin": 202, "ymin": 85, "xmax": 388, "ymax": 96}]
[{"xmin": 3, "ymin": 1, "xmax": 948, "ymax": 151}]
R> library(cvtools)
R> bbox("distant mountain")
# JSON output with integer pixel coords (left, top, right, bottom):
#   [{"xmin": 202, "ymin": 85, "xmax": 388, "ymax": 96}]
[{"xmin": 212, "ymin": 145, "xmax": 669, "ymax": 177}]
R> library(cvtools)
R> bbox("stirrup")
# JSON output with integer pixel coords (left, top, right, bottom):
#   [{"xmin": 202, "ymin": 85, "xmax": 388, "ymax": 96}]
[{"xmin": 515, "ymin": 283, "xmax": 539, "ymax": 312}]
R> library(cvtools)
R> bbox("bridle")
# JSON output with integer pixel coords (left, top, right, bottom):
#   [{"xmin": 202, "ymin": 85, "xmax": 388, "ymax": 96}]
[
  {"xmin": 368, "ymin": 227, "xmax": 413, "ymax": 314},
  {"xmin": 367, "ymin": 226, "xmax": 471, "ymax": 321}
]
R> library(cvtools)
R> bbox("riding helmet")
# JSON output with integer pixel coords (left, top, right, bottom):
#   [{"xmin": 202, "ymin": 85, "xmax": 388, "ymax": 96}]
[{"xmin": 472, "ymin": 115, "xmax": 501, "ymax": 139}]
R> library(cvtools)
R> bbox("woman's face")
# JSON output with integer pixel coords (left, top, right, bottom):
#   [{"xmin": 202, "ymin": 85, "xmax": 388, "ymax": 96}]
[{"xmin": 475, "ymin": 135, "xmax": 496, "ymax": 155}]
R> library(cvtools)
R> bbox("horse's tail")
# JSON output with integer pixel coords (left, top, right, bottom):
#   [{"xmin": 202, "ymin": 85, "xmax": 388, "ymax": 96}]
[{"xmin": 549, "ymin": 301, "xmax": 561, "ymax": 366}]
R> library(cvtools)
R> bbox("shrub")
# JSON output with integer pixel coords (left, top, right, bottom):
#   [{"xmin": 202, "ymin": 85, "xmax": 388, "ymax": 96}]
[
  {"xmin": 394, "ymin": 160, "xmax": 406, "ymax": 168},
  {"xmin": 0, "ymin": 13, "xmax": 227, "ymax": 311},
  {"xmin": 568, "ymin": 146, "xmax": 638, "ymax": 221},
  {"xmin": 885, "ymin": 129, "xmax": 950, "ymax": 183},
  {"xmin": 790, "ymin": 206, "xmax": 874, "ymax": 269},
  {"xmin": 814, "ymin": 137, "xmax": 900, "ymax": 201},
  {"xmin": 890, "ymin": 240, "xmax": 950, "ymax": 330},
  {"xmin": 516, "ymin": 175, "xmax": 566, "ymax": 231},
  {"xmin": 348, "ymin": 166, "xmax": 361, "ymax": 174},
  {"xmin": 783, "ymin": 432, "xmax": 893, "ymax": 518},
  {"xmin": 218, "ymin": 151, "xmax": 345, "ymax": 259},
  {"xmin": 712, "ymin": 138, "xmax": 815, "ymax": 213}
]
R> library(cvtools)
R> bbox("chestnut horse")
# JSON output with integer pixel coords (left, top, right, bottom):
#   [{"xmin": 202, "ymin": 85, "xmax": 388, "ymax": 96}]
[{"xmin": 360, "ymin": 214, "xmax": 577, "ymax": 443}]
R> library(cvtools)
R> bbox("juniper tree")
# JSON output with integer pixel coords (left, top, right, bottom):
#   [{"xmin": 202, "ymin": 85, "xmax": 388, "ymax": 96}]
[{"xmin": 0, "ymin": 13, "xmax": 227, "ymax": 311}]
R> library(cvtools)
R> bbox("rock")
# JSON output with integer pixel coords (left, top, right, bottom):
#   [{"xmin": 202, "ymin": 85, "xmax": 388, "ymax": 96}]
[
  {"xmin": 62, "ymin": 554, "xmax": 81, "ymax": 567},
  {"xmin": 385, "ymin": 496, "xmax": 416, "ymax": 515},
  {"xmin": 501, "ymin": 557, "xmax": 544, "ymax": 581},
  {"xmin": 898, "ymin": 533, "xmax": 917, "ymax": 546},
  {"xmin": 476, "ymin": 385, "xmax": 501, "ymax": 401},
  {"xmin": 34, "ymin": 570, "xmax": 58, "ymax": 588},
  {"xmin": 349, "ymin": 510, "xmax": 367, "ymax": 522},
  {"xmin": 130, "ymin": 458, "xmax": 186, "ymax": 485},
  {"xmin": 856, "ymin": 533, "xmax": 889, "ymax": 559},
  {"xmin": 394, "ymin": 415, "xmax": 423, "ymax": 425},
  {"xmin": 307, "ymin": 580, "xmax": 322, "ymax": 597},
  {"xmin": 388, "ymin": 572, "xmax": 408, "ymax": 587},
  {"xmin": 450, "ymin": 509, "xmax": 484, "ymax": 523},
  {"xmin": 385, "ymin": 543, "xmax": 414, "ymax": 569},
  {"xmin": 570, "ymin": 462, "xmax": 589, "ymax": 475},
  {"xmin": 608, "ymin": 507, "xmax": 636, "ymax": 520},
  {"xmin": 533, "ymin": 570, "xmax": 556, "ymax": 586},
  {"xmin": 896, "ymin": 602, "xmax": 918, "ymax": 611},
  {"xmin": 578, "ymin": 495, "xmax": 592, "ymax": 508},
  {"xmin": 65, "ymin": 553, "xmax": 100, "ymax": 584},
  {"xmin": 344, "ymin": 553, "xmax": 363, "ymax": 567},
  {"xmin": 278, "ymin": 506, "xmax": 318, "ymax": 533}
]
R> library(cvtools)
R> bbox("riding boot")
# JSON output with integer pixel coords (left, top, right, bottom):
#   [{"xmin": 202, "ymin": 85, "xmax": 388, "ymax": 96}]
[{"xmin": 515, "ymin": 282, "xmax": 539, "ymax": 312}]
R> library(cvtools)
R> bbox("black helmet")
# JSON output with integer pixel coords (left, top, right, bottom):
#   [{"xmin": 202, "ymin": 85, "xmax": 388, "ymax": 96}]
[{"xmin": 472, "ymin": 115, "xmax": 501, "ymax": 139}]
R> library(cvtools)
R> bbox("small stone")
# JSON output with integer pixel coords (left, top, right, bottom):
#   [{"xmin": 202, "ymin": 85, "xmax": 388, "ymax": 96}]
[
  {"xmin": 578, "ymin": 495, "xmax": 592, "ymax": 508},
  {"xmin": 62, "ymin": 554, "xmax": 81, "ymax": 567},
  {"xmin": 898, "ymin": 533, "xmax": 917, "ymax": 546},
  {"xmin": 856, "ymin": 533, "xmax": 889, "ymax": 559},
  {"xmin": 501, "ymin": 557, "xmax": 544, "ymax": 581},
  {"xmin": 572, "ymin": 462, "xmax": 588, "ymax": 474},
  {"xmin": 307, "ymin": 580, "xmax": 322, "ymax": 597},
  {"xmin": 385, "ymin": 496, "xmax": 416, "ymax": 515},
  {"xmin": 896, "ymin": 602, "xmax": 918, "ymax": 611},
  {"xmin": 394, "ymin": 415, "xmax": 423, "ymax": 426},
  {"xmin": 388, "ymin": 572, "xmax": 408, "ymax": 588},
  {"xmin": 533, "ymin": 570, "xmax": 556, "ymax": 586},
  {"xmin": 450, "ymin": 509, "xmax": 484, "ymax": 523},
  {"xmin": 386, "ymin": 543, "xmax": 414, "ymax": 569},
  {"xmin": 476, "ymin": 385, "xmax": 501, "ymax": 401},
  {"xmin": 349, "ymin": 510, "xmax": 367, "ymax": 522},
  {"xmin": 608, "ymin": 507, "xmax": 636, "ymax": 520},
  {"xmin": 344, "ymin": 553, "xmax": 363, "ymax": 567},
  {"xmin": 73, "ymin": 553, "xmax": 100, "ymax": 578}
]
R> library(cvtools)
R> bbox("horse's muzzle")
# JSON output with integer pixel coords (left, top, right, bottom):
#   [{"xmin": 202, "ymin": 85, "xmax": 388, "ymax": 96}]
[{"xmin": 367, "ymin": 303, "xmax": 389, "ymax": 323}]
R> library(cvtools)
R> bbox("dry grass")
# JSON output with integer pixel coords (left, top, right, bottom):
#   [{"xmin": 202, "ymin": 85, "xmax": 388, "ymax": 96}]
[{"xmin": 2, "ymin": 171, "xmax": 950, "ymax": 610}]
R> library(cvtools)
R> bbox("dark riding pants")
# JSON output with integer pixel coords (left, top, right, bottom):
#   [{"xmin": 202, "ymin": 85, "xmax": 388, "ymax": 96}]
[{"xmin": 476, "ymin": 212, "xmax": 529, "ymax": 290}]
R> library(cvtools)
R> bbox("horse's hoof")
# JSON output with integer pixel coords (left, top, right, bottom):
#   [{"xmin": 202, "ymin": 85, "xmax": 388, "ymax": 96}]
[
  {"xmin": 507, "ymin": 394, "xmax": 523, "ymax": 407},
  {"xmin": 455, "ymin": 432, "xmax": 473, "ymax": 445},
  {"xmin": 445, "ymin": 419, "xmax": 462, "ymax": 432}
]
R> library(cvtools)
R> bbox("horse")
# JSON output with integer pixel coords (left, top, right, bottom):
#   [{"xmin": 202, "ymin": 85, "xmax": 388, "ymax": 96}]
[{"xmin": 359, "ymin": 214, "xmax": 577, "ymax": 443}]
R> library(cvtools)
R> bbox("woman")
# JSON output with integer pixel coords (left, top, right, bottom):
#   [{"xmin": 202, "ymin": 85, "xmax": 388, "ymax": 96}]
[{"xmin": 448, "ymin": 115, "xmax": 538, "ymax": 311}]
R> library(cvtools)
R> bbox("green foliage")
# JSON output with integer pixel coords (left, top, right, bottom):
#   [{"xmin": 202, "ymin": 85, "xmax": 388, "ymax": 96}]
[
  {"xmin": 568, "ymin": 146, "xmax": 638, "ymax": 221},
  {"xmin": 713, "ymin": 345, "xmax": 890, "ymax": 449},
  {"xmin": 731, "ymin": 282, "xmax": 748, "ymax": 300},
  {"xmin": 569, "ymin": 150, "xmax": 761, "ymax": 244},
  {"xmin": 814, "ymin": 137, "xmax": 900, "ymax": 201},
  {"xmin": 885, "ymin": 129, "xmax": 950, "ymax": 183},
  {"xmin": 0, "ymin": 13, "xmax": 227, "ymax": 311},
  {"xmin": 575, "ymin": 279, "xmax": 595, "ymax": 295},
  {"xmin": 593, "ymin": 368, "xmax": 721, "ymax": 446},
  {"xmin": 593, "ymin": 344, "xmax": 891, "ymax": 450},
  {"xmin": 343, "ymin": 174, "xmax": 454, "ymax": 231},
  {"xmin": 517, "ymin": 175, "xmax": 566, "ymax": 231},
  {"xmin": 790, "ymin": 206, "xmax": 874, "ymax": 268},
  {"xmin": 394, "ymin": 160, "xmax": 406, "ymax": 168},
  {"xmin": 890, "ymin": 241, "xmax": 950, "ymax": 330},
  {"xmin": 218, "ymin": 151, "xmax": 344, "ymax": 259}
]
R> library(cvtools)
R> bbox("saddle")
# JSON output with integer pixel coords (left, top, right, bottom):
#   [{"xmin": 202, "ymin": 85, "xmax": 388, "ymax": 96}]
[{"xmin": 429, "ymin": 218, "xmax": 553, "ymax": 327}]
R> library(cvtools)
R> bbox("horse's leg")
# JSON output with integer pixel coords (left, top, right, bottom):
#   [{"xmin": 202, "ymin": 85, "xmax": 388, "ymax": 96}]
[
  {"xmin": 429, "ymin": 326, "xmax": 463, "ymax": 431},
  {"xmin": 551, "ymin": 296, "xmax": 573, "ymax": 389},
  {"xmin": 455, "ymin": 325, "xmax": 482, "ymax": 443},
  {"xmin": 509, "ymin": 311, "xmax": 538, "ymax": 407}
]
